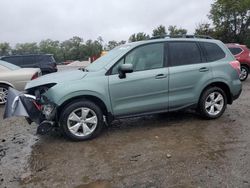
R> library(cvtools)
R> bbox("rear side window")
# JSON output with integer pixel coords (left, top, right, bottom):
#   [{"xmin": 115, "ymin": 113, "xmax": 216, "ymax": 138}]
[
  {"xmin": 48, "ymin": 56, "xmax": 56, "ymax": 63},
  {"xmin": 36, "ymin": 55, "xmax": 55, "ymax": 63},
  {"xmin": 200, "ymin": 42, "xmax": 225, "ymax": 62},
  {"xmin": 228, "ymin": 47, "xmax": 243, "ymax": 55},
  {"xmin": 169, "ymin": 42, "xmax": 202, "ymax": 66}
]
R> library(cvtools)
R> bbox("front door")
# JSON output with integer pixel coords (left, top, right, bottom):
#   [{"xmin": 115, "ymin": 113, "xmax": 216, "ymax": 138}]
[{"xmin": 108, "ymin": 43, "xmax": 169, "ymax": 116}]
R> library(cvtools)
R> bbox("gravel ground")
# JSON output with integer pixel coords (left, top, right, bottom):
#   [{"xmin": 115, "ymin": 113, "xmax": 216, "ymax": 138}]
[{"xmin": 0, "ymin": 78, "xmax": 250, "ymax": 188}]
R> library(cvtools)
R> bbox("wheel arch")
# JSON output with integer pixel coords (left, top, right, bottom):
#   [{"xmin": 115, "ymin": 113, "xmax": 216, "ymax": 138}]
[
  {"xmin": 57, "ymin": 95, "xmax": 109, "ymax": 119},
  {"xmin": 0, "ymin": 81, "xmax": 14, "ymax": 88},
  {"xmin": 241, "ymin": 63, "xmax": 249, "ymax": 71},
  {"xmin": 199, "ymin": 81, "xmax": 232, "ymax": 104}
]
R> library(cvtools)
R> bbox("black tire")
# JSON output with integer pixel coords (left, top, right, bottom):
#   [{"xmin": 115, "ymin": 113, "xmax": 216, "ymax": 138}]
[
  {"xmin": 198, "ymin": 87, "xmax": 227, "ymax": 119},
  {"xmin": 240, "ymin": 66, "xmax": 249, "ymax": 81},
  {"xmin": 0, "ymin": 84, "xmax": 9, "ymax": 105},
  {"xmin": 60, "ymin": 100, "xmax": 104, "ymax": 141}
]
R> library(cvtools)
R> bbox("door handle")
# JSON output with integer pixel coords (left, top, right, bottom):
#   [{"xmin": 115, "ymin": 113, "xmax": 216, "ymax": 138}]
[
  {"xmin": 199, "ymin": 67, "xmax": 209, "ymax": 72},
  {"xmin": 155, "ymin": 74, "xmax": 167, "ymax": 79}
]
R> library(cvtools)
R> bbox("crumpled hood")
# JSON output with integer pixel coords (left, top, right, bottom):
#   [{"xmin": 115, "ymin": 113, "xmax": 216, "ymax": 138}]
[{"xmin": 25, "ymin": 70, "xmax": 87, "ymax": 90}]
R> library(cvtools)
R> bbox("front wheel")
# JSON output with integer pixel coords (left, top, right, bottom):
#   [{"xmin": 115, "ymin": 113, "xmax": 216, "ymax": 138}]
[
  {"xmin": 240, "ymin": 66, "xmax": 249, "ymax": 81},
  {"xmin": 0, "ymin": 84, "xmax": 9, "ymax": 105},
  {"xmin": 60, "ymin": 100, "xmax": 104, "ymax": 141},
  {"xmin": 198, "ymin": 87, "xmax": 227, "ymax": 119}
]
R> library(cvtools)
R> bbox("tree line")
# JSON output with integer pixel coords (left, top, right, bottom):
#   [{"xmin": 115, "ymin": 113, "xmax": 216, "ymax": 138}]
[
  {"xmin": 0, "ymin": 37, "xmax": 104, "ymax": 62},
  {"xmin": 0, "ymin": 24, "xmax": 186, "ymax": 62},
  {"xmin": 0, "ymin": 0, "xmax": 249, "ymax": 62},
  {"xmin": 195, "ymin": 0, "xmax": 250, "ymax": 46}
]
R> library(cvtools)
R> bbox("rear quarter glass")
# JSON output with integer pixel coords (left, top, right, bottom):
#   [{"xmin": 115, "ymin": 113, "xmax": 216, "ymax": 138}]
[
  {"xmin": 221, "ymin": 42, "xmax": 237, "ymax": 60},
  {"xmin": 200, "ymin": 41, "xmax": 229, "ymax": 62},
  {"xmin": 35, "ymin": 55, "xmax": 55, "ymax": 64}
]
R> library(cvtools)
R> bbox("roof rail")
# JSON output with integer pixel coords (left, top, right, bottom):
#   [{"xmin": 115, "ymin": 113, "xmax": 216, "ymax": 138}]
[{"xmin": 150, "ymin": 34, "xmax": 214, "ymax": 40}]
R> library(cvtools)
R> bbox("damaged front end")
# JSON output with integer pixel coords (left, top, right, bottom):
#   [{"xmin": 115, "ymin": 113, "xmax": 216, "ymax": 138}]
[{"xmin": 4, "ymin": 85, "xmax": 58, "ymax": 135}]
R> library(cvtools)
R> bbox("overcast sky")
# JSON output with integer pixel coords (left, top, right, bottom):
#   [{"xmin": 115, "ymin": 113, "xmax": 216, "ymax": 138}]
[{"xmin": 0, "ymin": 0, "xmax": 214, "ymax": 44}]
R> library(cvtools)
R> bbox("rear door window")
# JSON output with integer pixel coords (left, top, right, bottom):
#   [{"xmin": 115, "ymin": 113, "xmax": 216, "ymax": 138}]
[
  {"xmin": 169, "ymin": 42, "xmax": 202, "ymax": 66},
  {"xmin": 200, "ymin": 42, "xmax": 225, "ymax": 62},
  {"xmin": 228, "ymin": 47, "xmax": 243, "ymax": 55},
  {"xmin": 23, "ymin": 56, "xmax": 36, "ymax": 66}
]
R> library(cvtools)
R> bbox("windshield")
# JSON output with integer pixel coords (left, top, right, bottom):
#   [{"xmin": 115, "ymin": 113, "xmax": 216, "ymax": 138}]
[
  {"xmin": 86, "ymin": 45, "xmax": 132, "ymax": 71},
  {"xmin": 0, "ymin": 60, "xmax": 20, "ymax": 70}
]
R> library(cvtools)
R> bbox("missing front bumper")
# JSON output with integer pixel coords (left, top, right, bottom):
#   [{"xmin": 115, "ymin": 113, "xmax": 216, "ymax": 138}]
[
  {"xmin": 3, "ymin": 88, "xmax": 57, "ymax": 134},
  {"xmin": 3, "ymin": 88, "xmax": 42, "ymax": 123}
]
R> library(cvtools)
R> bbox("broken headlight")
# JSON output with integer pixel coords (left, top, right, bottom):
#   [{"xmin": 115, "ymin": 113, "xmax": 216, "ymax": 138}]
[{"xmin": 26, "ymin": 83, "xmax": 57, "ymax": 99}]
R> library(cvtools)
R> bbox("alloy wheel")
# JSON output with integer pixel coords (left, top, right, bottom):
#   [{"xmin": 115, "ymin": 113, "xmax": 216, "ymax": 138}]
[
  {"xmin": 240, "ymin": 67, "xmax": 248, "ymax": 81},
  {"xmin": 0, "ymin": 87, "xmax": 8, "ymax": 104},
  {"xmin": 205, "ymin": 92, "xmax": 224, "ymax": 116},
  {"xmin": 67, "ymin": 107, "xmax": 98, "ymax": 137}
]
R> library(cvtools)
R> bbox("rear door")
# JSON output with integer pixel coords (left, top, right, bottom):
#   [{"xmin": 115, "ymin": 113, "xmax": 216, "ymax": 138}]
[{"xmin": 168, "ymin": 41, "xmax": 213, "ymax": 110}]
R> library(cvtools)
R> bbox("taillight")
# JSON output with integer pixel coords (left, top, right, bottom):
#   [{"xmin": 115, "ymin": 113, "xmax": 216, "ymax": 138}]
[
  {"xmin": 31, "ymin": 72, "xmax": 39, "ymax": 80},
  {"xmin": 51, "ymin": 63, "xmax": 57, "ymax": 68},
  {"xmin": 229, "ymin": 60, "xmax": 241, "ymax": 75}
]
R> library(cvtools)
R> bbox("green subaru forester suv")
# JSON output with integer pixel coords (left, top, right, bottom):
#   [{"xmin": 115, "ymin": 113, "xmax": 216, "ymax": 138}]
[{"xmin": 4, "ymin": 36, "xmax": 242, "ymax": 141}]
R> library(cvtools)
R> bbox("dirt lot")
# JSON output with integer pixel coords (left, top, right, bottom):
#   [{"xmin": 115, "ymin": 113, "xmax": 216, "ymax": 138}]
[{"xmin": 0, "ymin": 79, "xmax": 250, "ymax": 188}]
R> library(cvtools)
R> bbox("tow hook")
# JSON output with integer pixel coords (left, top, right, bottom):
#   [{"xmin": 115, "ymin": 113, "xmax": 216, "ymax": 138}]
[{"xmin": 37, "ymin": 120, "xmax": 55, "ymax": 135}]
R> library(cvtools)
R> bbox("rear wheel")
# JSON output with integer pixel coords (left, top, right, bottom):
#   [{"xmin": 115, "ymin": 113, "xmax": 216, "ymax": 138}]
[
  {"xmin": 198, "ymin": 87, "xmax": 227, "ymax": 119},
  {"xmin": 240, "ymin": 66, "xmax": 249, "ymax": 81},
  {"xmin": 60, "ymin": 100, "xmax": 104, "ymax": 141},
  {"xmin": 0, "ymin": 84, "xmax": 9, "ymax": 105}
]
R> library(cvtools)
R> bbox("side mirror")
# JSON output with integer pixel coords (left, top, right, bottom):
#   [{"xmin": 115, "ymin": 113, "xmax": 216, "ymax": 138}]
[{"xmin": 118, "ymin": 64, "xmax": 133, "ymax": 79}]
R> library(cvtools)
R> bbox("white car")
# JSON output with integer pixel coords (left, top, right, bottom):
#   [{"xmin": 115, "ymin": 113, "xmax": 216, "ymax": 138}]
[{"xmin": 0, "ymin": 60, "xmax": 41, "ymax": 104}]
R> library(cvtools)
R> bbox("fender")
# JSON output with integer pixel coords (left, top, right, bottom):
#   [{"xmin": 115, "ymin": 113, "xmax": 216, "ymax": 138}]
[
  {"xmin": 0, "ymin": 81, "xmax": 15, "ymax": 88},
  {"xmin": 199, "ymin": 77, "xmax": 230, "ymax": 94},
  {"xmin": 57, "ymin": 90, "xmax": 112, "ymax": 112}
]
